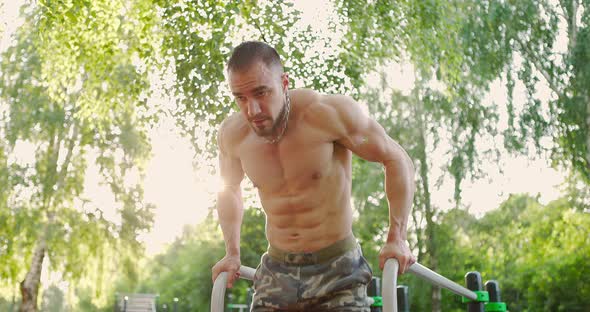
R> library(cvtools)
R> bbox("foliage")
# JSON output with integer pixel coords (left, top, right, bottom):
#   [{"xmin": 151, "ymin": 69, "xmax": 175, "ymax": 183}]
[
  {"xmin": 153, "ymin": 0, "xmax": 349, "ymax": 156},
  {"xmin": 0, "ymin": 0, "xmax": 160, "ymax": 309},
  {"xmin": 451, "ymin": 194, "xmax": 590, "ymax": 311},
  {"xmin": 334, "ymin": 0, "xmax": 468, "ymax": 90},
  {"xmin": 334, "ymin": 0, "xmax": 590, "ymax": 193},
  {"xmin": 0, "ymin": 290, "xmax": 17, "ymax": 312},
  {"xmin": 390, "ymin": 194, "xmax": 590, "ymax": 311},
  {"xmin": 454, "ymin": 0, "xmax": 590, "ymax": 182},
  {"xmin": 136, "ymin": 222, "xmax": 224, "ymax": 311},
  {"xmin": 130, "ymin": 206, "xmax": 266, "ymax": 311},
  {"xmin": 1, "ymin": 0, "xmax": 589, "ymax": 311},
  {"xmin": 332, "ymin": 3, "xmax": 589, "ymax": 309},
  {"xmin": 498, "ymin": 196, "xmax": 590, "ymax": 311},
  {"xmin": 39, "ymin": 285, "xmax": 64, "ymax": 312}
]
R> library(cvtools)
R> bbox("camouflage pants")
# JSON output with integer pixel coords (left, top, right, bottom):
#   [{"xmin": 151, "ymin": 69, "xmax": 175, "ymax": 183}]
[{"xmin": 250, "ymin": 240, "xmax": 373, "ymax": 312}]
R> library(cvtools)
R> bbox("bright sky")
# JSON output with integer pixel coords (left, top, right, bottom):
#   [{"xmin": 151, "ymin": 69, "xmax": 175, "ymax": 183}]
[{"xmin": 1, "ymin": 0, "xmax": 565, "ymax": 259}]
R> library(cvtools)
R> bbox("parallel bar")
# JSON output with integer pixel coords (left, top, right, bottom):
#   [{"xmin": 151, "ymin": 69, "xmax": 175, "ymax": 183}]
[
  {"xmin": 211, "ymin": 266, "xmax": 255, "ymax": 312},
  {"xmin": 239, "ymin": 266, "xmax": 256, "ymax": 281},
  {"xmin": 408, "ymin": 262, "xmax": 478, "ymax": 301},
  {"xmin": 211, "ymin": 272, "xmax": 228, "ymax": 312},
  {"xmin": 382, "ymin": 260, "xmax": 399, "ymax": 312}
]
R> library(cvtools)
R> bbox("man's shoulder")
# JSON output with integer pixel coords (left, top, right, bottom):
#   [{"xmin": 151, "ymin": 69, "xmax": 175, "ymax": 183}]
[
  {"xmin": 220, "ymin": 112, "xmax": 243, "ymax": 129},
  {"xmin": 293, "ymin": 88, "xmax": 357, "ymax": 110},
  {"xmin": 218, "ymin": 112, "xmax": 248, "ymax": 151},
  {"xmin": 295, "ymin": 89, "xmax": 359, "ymax": 126},
  {"xmin": 293, "ymin": 89, "xmax": 330, "ymax": 118},
  {"xmin": 291, "ymin": 88, "xmax": 321, "ymax": 104}
]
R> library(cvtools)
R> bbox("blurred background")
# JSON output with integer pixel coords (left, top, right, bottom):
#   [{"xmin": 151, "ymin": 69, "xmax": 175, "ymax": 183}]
[{"xmin": 0, "ymin": 0, "xmax": 588, "ymax": 311}]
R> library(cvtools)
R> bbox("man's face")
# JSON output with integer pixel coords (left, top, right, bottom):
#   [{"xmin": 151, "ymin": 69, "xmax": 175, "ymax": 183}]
[{"xmin": 228, "ymin": 62, "xmax": 288, "ymax": 137}]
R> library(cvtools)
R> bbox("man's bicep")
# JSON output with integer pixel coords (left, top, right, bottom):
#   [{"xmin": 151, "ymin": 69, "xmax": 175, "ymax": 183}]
[
  {"xmin": 351, "ymin": 119, "xmax": 416, "ymax": 176},
  {"xmin": 344, "ymin": 117, "xmax": 398, "ymax": 163},
  {"xmin": 322, "ymin": 94, "xmax": 408, "ymax": 164},
  {"xmin": 219, "ymin": 151, "xmax": 245, "ymax": 189},
  {"xmin": 217, "ymin": 119, "xmax": 245, "ymax": 188}
]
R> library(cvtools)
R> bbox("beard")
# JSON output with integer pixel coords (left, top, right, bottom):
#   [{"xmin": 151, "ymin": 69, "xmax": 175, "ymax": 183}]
[{"xmin": 250, "ymin": 97, "xmax": 288, "ymax": 137}]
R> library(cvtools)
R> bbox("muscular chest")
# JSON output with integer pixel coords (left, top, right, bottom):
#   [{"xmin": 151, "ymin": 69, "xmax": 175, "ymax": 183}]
[{"xmin": 238, "ymin": 127, "xmax": 335, "ymax": 192}]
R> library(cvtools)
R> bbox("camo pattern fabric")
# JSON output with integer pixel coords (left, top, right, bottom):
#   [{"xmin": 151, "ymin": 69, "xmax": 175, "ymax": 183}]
[{"xmin": 250, "ymin": 244, "xmax": 373, "ymax": 312}]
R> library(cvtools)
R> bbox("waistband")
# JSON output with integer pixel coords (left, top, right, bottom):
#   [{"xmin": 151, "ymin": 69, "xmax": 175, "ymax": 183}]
[{"xmin": 267, "ymin": 234, "xmax": 358, "ymax": 265}]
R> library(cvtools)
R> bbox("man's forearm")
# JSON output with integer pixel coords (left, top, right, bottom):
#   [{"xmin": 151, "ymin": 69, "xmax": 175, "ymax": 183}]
[
  {"xmin": 217, "ymin": 187, "xmax": 244, "ymax": 256},
  {"xmin": 384, "ymin": 156, "xmax": 415, "ymax": 241}
]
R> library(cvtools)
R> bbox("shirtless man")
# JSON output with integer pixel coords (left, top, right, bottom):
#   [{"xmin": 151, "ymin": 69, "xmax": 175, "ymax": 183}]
[{"xmin": 211, "ymin": 41, "xmax": 416, "ymax": 311}]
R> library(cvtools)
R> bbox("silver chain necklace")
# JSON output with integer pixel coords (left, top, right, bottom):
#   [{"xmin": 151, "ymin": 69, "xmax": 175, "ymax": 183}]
[{"xmin": 264, "ymin": 92, "xmax": 291, "ymax": 144}]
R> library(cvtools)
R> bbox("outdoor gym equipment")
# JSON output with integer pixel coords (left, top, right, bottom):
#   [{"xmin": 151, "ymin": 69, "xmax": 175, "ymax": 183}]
[{"xmin": 211, "ymin": 259, "xmax": 507, "ymax": 312}]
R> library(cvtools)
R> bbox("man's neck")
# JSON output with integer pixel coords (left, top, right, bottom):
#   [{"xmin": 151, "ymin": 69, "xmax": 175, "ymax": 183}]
[{"xmin": 264, "ymin": 96, "xmax": 290, "ymax": 144}]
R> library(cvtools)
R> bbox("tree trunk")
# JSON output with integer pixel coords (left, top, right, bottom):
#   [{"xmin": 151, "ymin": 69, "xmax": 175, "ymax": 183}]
[
  {"xmin": 11, "ymin": 287, "xmax": 16, "ymax": 312},
  {"xmin": 414, "ymin": 89, "xmax": 442, "ymax": 312},
  {"xmin": 412, "ymin": 209, "xmax": 426, "ymax": 261},
  {"xmin": 424, "ymin": 201, "xmax": 442, "ymax": 312},
  {"xmin": 586, "ymin": 97, "xmax": 590, "ymax": 175},
  {"xmin": 19, "ymin": 237, "xmax": 47, "ymax": 312},
  {"xmin": 429, "ymin": 257, "xmax": 442, "ymax": 312}
]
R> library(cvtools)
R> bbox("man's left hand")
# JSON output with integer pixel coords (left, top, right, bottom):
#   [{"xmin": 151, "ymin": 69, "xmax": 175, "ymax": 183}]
[{"xmin": 378, "ymin": 239, "xmax": 416, "ymax": 275}]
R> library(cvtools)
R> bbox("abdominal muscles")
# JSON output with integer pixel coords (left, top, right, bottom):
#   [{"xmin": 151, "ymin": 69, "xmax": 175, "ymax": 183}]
[{"xmin": 260, "ymin": 168, "xmax": 352, "ymax": 252}]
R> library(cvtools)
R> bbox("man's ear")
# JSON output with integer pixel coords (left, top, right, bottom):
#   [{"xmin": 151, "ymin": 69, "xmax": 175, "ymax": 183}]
[{"xmin": 281, "ymin": 73, "xmax": 289, "ymax": 91}]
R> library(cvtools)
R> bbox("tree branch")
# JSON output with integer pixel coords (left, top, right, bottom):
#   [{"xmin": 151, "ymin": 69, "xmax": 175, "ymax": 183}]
[
  {"xmin": 55, "ymin": 121, "xmax": 79, "ymax": 191},
  {"xmin": 569, "ymin": 0, "xmax": 578, "ymax": 51},
  {"xmin": 513, "ymin": 37, "xmax": 562, "ymax": 95},
  {"xmin": 250, "ymin": 16, "xmax": 268, "ymax": 43},
  {"xmin": 559, "ymin": 0, "xmax": 579, "ymax": 52},
  {"xmin": 558, "ymin": 0, "xmax": 570, "ymax": 21}
]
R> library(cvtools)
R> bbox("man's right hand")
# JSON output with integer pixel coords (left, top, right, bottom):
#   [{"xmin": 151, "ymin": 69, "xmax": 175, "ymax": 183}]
[{"xmin": 211, "ymin": 255, "xmax": 241, "ymax": 288}]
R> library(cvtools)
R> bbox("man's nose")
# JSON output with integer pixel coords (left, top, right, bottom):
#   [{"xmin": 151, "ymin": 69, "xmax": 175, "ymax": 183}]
[{"xmin": 247, "ymin": 100, "xmax": 261, "ymax": 117}]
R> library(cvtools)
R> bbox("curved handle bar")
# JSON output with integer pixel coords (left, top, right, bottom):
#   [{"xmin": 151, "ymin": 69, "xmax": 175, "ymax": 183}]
[
  {"xmin": 211, "ymin": 259, "xmax": 478, "ymax": 312},
  {"xmin": 211, "ymin": 266, "xmax": 256, "ymax": 312},
  {"xmin": 383, "ymin": 258, "xmax": 400, "ymax": 312},
  {"xmin": 383, "ymin": 259, "xmax": 479, "ymax": 311}
]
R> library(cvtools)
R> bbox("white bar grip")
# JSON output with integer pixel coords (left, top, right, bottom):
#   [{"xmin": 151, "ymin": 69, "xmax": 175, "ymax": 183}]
[
  {"xmin": 381, "ymin": 258, "xmax": 479, "ymax": 311},
  {"xmin": 382, "ymin": 258, "xmax": 400, "ymax": 312},
  {"xmin": 408, "ymin": 262, "xmax": 478, "ymax": 300},
  {"xmin": 211, "ymin": 271, "xmax": 228, "ymax": 312},
  {"xmin": 239, "ymin": 266, "xmax": 256, "ymax": 281},
  {"xmin": 211, "ymin": 266, "xmax": 256, "ymax": 312}
]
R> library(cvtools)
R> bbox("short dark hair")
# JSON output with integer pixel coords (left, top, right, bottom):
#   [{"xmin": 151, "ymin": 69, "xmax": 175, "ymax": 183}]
[{"xmin": 227, "ymin": 41, "xmax": 283, "ymax": 73}]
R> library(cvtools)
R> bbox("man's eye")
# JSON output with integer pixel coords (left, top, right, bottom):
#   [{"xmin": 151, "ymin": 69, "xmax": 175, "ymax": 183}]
[
  {"xmin": 236, "ymin": 96, "xmax": 246, "ymax": 102},
  {"xmin": 256, "ymin": 91, "xmax": 268, "ymax": 97}
]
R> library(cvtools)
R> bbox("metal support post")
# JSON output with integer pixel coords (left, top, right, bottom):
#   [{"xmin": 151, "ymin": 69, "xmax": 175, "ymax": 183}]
[{"xmin": 465, "ymin": 272, "xmax": 485, "ymax": 312}]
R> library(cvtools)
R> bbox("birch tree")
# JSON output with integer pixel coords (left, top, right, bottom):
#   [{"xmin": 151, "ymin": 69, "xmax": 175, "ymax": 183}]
[{"xmin": 0, "ymin": 1, "xmax": 160, "ymax": 310}]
